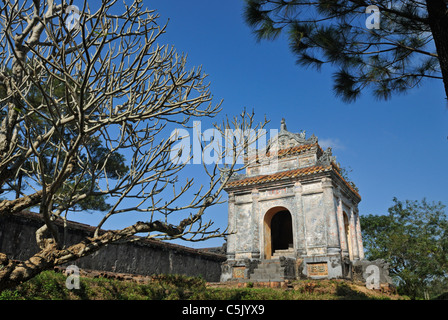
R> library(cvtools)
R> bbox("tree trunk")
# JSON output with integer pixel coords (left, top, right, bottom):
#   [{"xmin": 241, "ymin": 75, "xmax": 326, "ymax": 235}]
[
  {"xmin": 0, "ymin": 190, "xmax": 43, "ymax": 217},
  {"xmin": 426, "ymin": 0, "xmax": 448, "ymax": 100},
  {"xmin": 0, "ymin": 221, "xmax": 166, "ymax": 292},
  {"xmin": 0, "ymin": 242, "xmax": 58, "ymax": 292}
]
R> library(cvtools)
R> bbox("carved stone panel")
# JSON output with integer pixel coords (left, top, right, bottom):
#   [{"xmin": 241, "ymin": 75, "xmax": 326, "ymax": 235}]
[
  {"xmin": 232, "ymin": 267, "xmax": 246, "ymax": 279},
  {"xmin": 307, "ymin": 262, "xmax": 328, "ymax": 277},
  {"xmin": 302, "ymin": 193, "xmax": 326, "ymax": 250}
]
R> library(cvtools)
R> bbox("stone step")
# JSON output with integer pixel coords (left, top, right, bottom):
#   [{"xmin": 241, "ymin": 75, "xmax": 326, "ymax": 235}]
[
  {"xmin": 249, "ymin": 278, "xmax": 284, "ymax": 283},
  {"xmin": 262, "ymin": 259, "xmax": 283, "ymax": 263},
  {"xmin": 273, "ymin": 248, "xmax": 294, "ymax": 253},
  {"xmin": 255, "ymin": 262, "xmax": 282, "ymax": 269},
  {"xmin": 253, "ymin": 262, "xmax": 282, "ymax": 270},
  {"xmin": 249, "ymin": 259, "xmax": 287, "ymax": 281},
  {"xmin": 271, "ymin": 248, "xmax": 295, "ymax": 258},
  {"xmin": 250, "ymin": 275, "xmax": 284, "ymax": 282},
  {"xmin": 251, "ymin": 267, "xmax": 283, "ymax": 276},
  {"xmin": 250, "ymin": 265, "xmax": 282, "ymax": 271}
]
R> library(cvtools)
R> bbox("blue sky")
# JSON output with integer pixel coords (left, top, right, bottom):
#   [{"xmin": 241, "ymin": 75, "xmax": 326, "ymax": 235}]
[{"xmin": 77, "ymin": 0, "xmax": 448, "ymax": 248}]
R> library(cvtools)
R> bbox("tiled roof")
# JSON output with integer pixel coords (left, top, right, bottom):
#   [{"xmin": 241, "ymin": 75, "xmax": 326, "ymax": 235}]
[
  {"xmin": 226, "ymin": 165, "xmax": 331, "ymax": 188},
  {"xmin": 250, "ymin": 143, "xmax": 322, "ymax": 161},
  {"xmin": 330, "ymin": 163, "xmax": 361, "ymax": 199},
  {"xmin": 277, "ymin": 143, "xmax": 322, "ymax": 158},
  {"xmin": 225, "ymin": 163, "xmax": 361, "ymax": 200}
]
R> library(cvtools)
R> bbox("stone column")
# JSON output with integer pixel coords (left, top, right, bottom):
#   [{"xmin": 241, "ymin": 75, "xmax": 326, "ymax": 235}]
[
  {"xmin": 294, "ymin": 181, "xmax": 306, "ymax": 256},
  {"xmin": 226, "ymin": 192, "xmax": 236, "ymax": 260},
  {"xmin": 322, "ymin": 177, "xmax": 341, "ymax": 255},
  {"xmin": 355, "ymin": 210, "xmax": 365, "ymax": 260},
  {"xmin": 349, "ymin": 208, "xmax": 360, "ymax": 260},
  {"xmin": 251, "ymin": 189, "xmax": 260, "ymax": 259},
  {"xmin": 336, "ymin": 196, "xmax": 348, "ymax": 257}
]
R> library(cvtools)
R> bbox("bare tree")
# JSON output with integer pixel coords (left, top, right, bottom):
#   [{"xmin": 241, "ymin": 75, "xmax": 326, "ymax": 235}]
[{"xmin": 0, "ymin": 0, "xmax": 267, "ymax": 291}]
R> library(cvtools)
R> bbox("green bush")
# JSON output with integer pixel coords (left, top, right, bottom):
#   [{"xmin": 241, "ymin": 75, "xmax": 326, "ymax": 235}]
[{"xmin": 0, "ymin": 271, "xmax": 404, "ymax": 300}]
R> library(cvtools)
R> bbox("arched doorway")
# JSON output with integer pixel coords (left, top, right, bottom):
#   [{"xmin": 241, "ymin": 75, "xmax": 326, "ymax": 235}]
[
  {"xmin": 343, "ymin": 212, "xmax": 352, "ymax": 259},
  {"xmin": 263, "ymin": 207, "xmax": 294, "ymax": 259}
]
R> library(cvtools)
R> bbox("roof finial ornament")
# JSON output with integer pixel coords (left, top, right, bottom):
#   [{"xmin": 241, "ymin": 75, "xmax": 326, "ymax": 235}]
[{"xmin": 280, "ymin": 118, "xmax": 287, "ymax": 131}]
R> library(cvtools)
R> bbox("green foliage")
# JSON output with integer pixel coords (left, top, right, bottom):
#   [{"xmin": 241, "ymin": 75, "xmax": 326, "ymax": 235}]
[
  {"xmin": 0, "ymin": 270, "xmax": 402, "ymax": 300},
  {"xmin": 337, "ymin": 165, "xmax": 359, "ymax": 192},
  {"xmin": 243, "ymin": 0, "xmax": 444, "ymax": 102},
  {"xmin": 0, "ymin": 270, "xmax": 211, "ymax": 300},
  {"xmin": 361, "ymin": 198, "xmax": 448, "ymax": 299},
  {"xmin": 0, "ymin": 289, "xmax": 21, "ymax": 300}
]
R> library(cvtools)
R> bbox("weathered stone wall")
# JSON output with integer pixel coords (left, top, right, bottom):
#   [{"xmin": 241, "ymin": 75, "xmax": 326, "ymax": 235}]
[{"xmin": 0, "ymin": 211, "xmax": 225, "ymax": 282}]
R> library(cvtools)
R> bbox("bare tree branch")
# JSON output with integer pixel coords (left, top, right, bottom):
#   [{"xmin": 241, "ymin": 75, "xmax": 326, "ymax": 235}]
[{"xmin": 0, "ymin": 0, "xmax": 268, "ymax": 291}]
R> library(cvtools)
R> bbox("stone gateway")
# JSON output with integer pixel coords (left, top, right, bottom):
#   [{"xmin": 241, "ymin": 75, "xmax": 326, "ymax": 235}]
[{"xmin": 221, "ymin": 120, "xmax": 365, "ymax": 282}]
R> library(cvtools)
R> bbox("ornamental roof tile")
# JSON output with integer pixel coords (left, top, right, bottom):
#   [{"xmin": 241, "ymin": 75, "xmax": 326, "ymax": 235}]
[
  {"xmin": 226, "ymin": 165, "xmax": 331, "ymax": 188},
  {"xmin": 276, "ymin": 143, "xmax": 323, "ymax": 158},
  {"xmin": 256, "ymin": 142, "xmax": 322, "ymax": 159},
  {"xmin": 225, "ymin": 163, "xmax": 361, "ymax": 200}
]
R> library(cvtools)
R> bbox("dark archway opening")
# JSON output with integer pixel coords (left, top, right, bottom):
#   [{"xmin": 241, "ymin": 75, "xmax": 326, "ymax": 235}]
[
  {"xmin": 271, "ymin": 210, "xmax": 293, "ymax": 252},
  {"xmin": 263, "ymin": 207, "xmax": 294, "ymax": 259}
]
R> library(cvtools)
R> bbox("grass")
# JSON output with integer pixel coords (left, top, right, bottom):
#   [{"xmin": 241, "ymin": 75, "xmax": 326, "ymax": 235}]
[{"xmin": 0, "ymin": 270, "xmax": 405, "ymax": 300}]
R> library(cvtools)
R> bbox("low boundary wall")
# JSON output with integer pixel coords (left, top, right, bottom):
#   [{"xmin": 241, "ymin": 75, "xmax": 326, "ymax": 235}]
[{"xmin": 0, "ymin": 211, "xmax": 226, "ymax": 282}]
